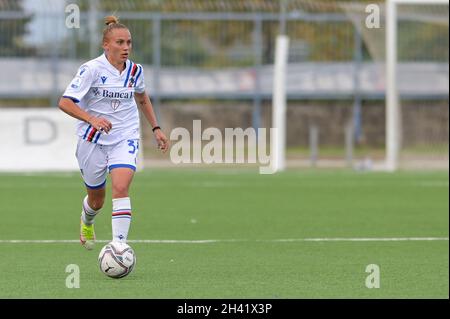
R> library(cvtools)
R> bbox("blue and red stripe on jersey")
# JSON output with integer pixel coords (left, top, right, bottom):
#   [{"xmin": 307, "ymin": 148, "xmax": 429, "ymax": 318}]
[
  {"xmin": 134, "ymin": 65, "xmax": 142, "ymax": 87},
  {"xmin": 124, "ymin": 62, "xmax": 140, "ymax": 88},
  {"xmin": 83, "ymin": 125, "xmax": 101, "ymax": 143},
  {"xmin": 124, "ymin": 62, "xmax": 134, "ymax": 87}
]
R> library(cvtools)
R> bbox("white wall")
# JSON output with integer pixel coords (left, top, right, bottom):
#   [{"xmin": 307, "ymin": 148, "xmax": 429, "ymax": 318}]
[{"xmin": 0, "ymin": 108, "xmax": 79, "ymax": 171}]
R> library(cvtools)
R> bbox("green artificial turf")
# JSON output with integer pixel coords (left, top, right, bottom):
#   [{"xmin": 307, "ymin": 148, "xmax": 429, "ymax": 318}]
[{"xmin": 0, "ymin": 169, "xmax": 448, "ymax": 298}]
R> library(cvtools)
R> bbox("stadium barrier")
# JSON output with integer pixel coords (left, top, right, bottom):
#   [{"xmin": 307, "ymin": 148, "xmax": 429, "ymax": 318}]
[{"xmin": 0, "ymin": 108, "xmax": 78, "ymax": 171}]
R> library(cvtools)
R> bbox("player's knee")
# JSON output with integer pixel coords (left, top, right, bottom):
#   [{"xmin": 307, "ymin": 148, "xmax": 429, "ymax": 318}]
[
  {"xmin": 90, "ymin": 198, "xmax": 105, "ymax": 210},
  {"xmin": 112, "ymin": 184, "xmax": 129, "ymax": 198}
]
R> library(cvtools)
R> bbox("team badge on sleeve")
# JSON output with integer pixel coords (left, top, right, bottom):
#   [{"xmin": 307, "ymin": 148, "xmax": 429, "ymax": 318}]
[{"xmin": 71, "ymin": 77, "xmax": 82, "ymax": 89}]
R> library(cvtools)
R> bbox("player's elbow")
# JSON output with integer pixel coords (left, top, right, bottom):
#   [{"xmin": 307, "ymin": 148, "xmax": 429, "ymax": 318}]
[
  {"xmin": 58, "ymin": 97, "xmax": 65, "ymax": 110},
  {"xmin": 58, "ymin": 97, "xmax": 72, "ymax": 111}
]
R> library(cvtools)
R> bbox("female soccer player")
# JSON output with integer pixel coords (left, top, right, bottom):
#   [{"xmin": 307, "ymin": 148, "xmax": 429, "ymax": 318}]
[{"xmin": 59, "ymin": 15, "xmax": 169, "ymax": 250}]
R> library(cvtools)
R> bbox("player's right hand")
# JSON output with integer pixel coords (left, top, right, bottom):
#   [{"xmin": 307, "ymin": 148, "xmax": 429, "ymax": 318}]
[{"xmin": 88, "ymin": 116, "xmax": 112, "ymax": 134}]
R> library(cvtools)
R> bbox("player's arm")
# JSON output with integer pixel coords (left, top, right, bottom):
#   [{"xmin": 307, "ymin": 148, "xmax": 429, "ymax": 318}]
[
  {"xmin": 134, "ymin": 91, "xmax": 169, "ymax": 153},
  {"xmin": 58, "ymin": 97, "xmax": 112, "ymax": 133},
  {"xmin": 60, "ymin": 64, "xmax": 112, "ymax": 133}
]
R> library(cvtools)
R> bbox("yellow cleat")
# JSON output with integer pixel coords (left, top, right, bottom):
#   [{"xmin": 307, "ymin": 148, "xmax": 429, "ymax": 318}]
[{"xmin": 80, "ymin": 216, "xmax": 96, "ymax": 250}]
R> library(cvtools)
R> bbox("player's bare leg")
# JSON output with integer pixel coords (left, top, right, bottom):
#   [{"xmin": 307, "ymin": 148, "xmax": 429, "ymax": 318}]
[
  {"xmin": 80, "ymin": 186, "xmax": 105, "ymax": 250},
  {"xmin": 86, "ymin": 187, "xmax": 106, "ymax": 210},
  {"xmin": 110, "ymin": 168, "xmax": 135, "ymax": 242}
]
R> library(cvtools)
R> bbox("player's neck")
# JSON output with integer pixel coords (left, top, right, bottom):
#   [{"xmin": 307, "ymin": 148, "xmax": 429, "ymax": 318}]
[{"xmin": 105, "ymin": 53, "xmax": 126, "ymax": 73}]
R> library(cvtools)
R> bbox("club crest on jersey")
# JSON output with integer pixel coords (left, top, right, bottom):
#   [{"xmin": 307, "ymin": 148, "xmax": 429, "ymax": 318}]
[{"xmin": 111, "ymin": 99, "xmax": 121, "ymax": 111}]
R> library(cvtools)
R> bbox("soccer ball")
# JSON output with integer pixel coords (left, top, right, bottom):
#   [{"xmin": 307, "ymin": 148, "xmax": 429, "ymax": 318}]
[{"xmin": 98, "ymin": 241, "xmax": 136, "ymax": 278}]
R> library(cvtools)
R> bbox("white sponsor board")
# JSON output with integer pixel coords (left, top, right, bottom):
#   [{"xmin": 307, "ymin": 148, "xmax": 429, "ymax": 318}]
[{"xmin": 0, "ymin": 108, "xmax": 79, "ymax": 171}]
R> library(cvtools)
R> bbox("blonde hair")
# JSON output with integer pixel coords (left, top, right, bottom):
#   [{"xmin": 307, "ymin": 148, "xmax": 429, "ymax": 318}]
[{"xmin": 102, "ymin": 15, "xmax": 128, "ymax": 42}]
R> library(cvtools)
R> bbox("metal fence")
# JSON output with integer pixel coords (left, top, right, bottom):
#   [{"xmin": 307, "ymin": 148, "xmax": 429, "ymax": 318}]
[{"xmin": 0, "ymin": 2, "xmax": 379, "ymax": 132}]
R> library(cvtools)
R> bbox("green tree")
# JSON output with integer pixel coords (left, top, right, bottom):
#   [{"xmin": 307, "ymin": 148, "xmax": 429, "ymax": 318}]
[
  {"xmin": 0, "ymin": 0, "xmax": 35, "ymax": 56},
  {"xmin": 71, "ymin": 0, "xmax": 382, "ymax": 66}
]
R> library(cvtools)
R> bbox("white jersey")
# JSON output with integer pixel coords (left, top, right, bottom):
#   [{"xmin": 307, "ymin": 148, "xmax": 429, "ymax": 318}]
[{"xmin": 63, "ymin": 53, "xmax": 145, "ymax": 145}]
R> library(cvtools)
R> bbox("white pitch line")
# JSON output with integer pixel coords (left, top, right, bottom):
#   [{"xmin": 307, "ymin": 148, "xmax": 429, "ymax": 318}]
[
  {"xmin": 270, "ymin": 237, "xmax": 449, "ymax": 242},
  {"xmin": 0, "ymin": 237, "xmax": 447, "ymax": 244}
]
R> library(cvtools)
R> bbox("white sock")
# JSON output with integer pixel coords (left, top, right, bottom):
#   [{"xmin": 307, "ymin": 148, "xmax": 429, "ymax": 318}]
[
  {"xmin": 112, "ymin": 197, "xmax": 132, "ymax": 243},
  {"xmin": 82, "ymin": 195, "xmax": 100, "ymax": 225}
]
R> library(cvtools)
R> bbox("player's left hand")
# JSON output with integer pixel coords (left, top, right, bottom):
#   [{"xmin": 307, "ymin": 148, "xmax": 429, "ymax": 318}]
[{"xmin": 154, "ymin": 129, "xmax": 169, "ymax": 153}]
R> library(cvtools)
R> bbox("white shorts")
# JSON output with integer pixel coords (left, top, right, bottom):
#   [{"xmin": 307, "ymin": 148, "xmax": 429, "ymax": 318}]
[{"xmin": 75, "ymin": 138, "xmax": 140, "ymax": 189}]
